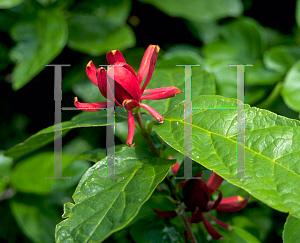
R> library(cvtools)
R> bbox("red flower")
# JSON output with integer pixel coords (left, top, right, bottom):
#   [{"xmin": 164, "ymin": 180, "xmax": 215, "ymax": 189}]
[
  {"xmin": 153, "ymin": 168, "xmax": 250, "ymax": 240},
  {"xmin": 74, "ymin": 45, "xmax": 183, "ymax": 147}
]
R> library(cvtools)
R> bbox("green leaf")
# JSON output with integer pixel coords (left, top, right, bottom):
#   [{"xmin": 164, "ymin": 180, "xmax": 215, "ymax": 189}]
[
  {"xmin": 0, "ymin": 0, "xmax": 24, "ymax": 9},
  {"xmin": 67, "ymin": 14, "xmax": 135, "ymax": 56},
  {"xmin": 156, "ymin": 49, "xmax": 203, "ymax": 68},
  {"xmin": 130, "ymin": 216, "xmax": 184, "ymax": 243},
  {"xmin": 281, "ymin": 60, "xmax": 300, "ymax": 112},
  {"xmin": 72, "ymin": 78, "xmax": 107, "ymax": 103},
  {"xmin": 5, "ymin": 110, "xmax": 127, "ymax": 160},
  {"xmin": 217, "ymin": 225, "xmax": 261, "ymax": 243},
  {"xmin": 10, "ymin": 194, "xmax": 61, "ymax": 243},
  {"xmin": 55, "ymin": 146, "xmax": 176, "ymax": 243},
  {"xmin": 142, "ymin": 67, "xmax": 216, "ymax": 117},
  {"xmin": 263, "ymin": 46, "xmax": 300, "ymax": 75},
  {"xmin": 245, "ymin": 61, "xmax": 282, "ymax": 86},
  {"xmin": 71, "ymin": 0, "xmax": 131, "ymax": 26},
  {"xmin": 138, "ymin": 0, "xmax": 243, "ymax": 22},
  {"xmin": 154, "ymin": 95, "xmax": 300, "ymax": 218},
  {"xmin": 0, "ymin": 151, "xmax": 13, "ymax": 194},
  {"xmin": 202, "ymin": 18, "xmax": 264, "ymax": 63},
  {"xmin": 283, "ymin": 215, "xmax": 300, "ymax": 243},
  {"xmin": 9, "ymin": 9, "xmax": 68, "ymax": 90},
  {"xmin": 10, "ymin": 152, "xmax": 90, "ymax": 194}
]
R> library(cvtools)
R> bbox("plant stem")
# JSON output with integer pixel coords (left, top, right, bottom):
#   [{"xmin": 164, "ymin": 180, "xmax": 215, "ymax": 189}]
[
  {"xmin": 133, "ymin": 110, "xmax": 160, "ymax": 157},
  {"xmin": 177, "ymin": 203, "xmax": 198, "ymax": 243},
  {"xmin": 134, "ymin": 110, "xmax": 197, "ymax": 243},
  {"xmin": 257, "ymin": 82, "xmax": 282, "ymax": 109}
]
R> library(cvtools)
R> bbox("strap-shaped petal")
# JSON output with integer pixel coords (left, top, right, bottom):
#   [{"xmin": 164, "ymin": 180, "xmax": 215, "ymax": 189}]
[
  {"xmin": 141, "ymin": 87, "xmax": 183, "ymax": 100},
  {"xmin": 106, "ymin": 50, "xmax": 126, "ymax": 64},
  {"xmin": 122, "ymin": 99, "xmax": 140, "ymax": 111},
  {"xmin": 108, "ymin": 66, "xmax": 141, "ymax": 102},
  {"xmin": 201, "ymin": 213, "xmax": 224, "ymax": 240},
  {"xmin": 96, "ymin": 68, "xmax": 122, "ymax": 107},
  {"xmin": 86, "ymin": 60, "xmax": 98, "ymax": 86},
  {"xmin": 206, "ymin": 190, "xmax": 222, "ymax": 211},
  {"xmin": 115, "ymin": 62, "xmax": 138, "ymax": 80},
  {"xmin": 171, "ymin": 160, "xmax": 180, "ymax": 176},
  {"xmin": 152, "ymin": 208, "xmax": 177, "ymax": 218},
  {"xmin": 206, "ymin": 172, "xmax": 224, "ymax": 196},
  {"xmin": 206, "ymin": 213, "xmax": 232, "ymax": 230},
  {"xmin": 137, "ymin": 45, "xmax": 160, "ymax": 89},
  {"xmin": 126, "ymin": 110, "xmax": 135, "ymax": 147},
  {"xmin": 139, "ymin": 103, "xmax": 164, "ymax": 123},
  {"xmin": 215, "ymin": 196, "xmax": 250, "ymax": 212},
  {"xmin": 74, "ymin": 97, "xmax": 113, "ymax": 111}
]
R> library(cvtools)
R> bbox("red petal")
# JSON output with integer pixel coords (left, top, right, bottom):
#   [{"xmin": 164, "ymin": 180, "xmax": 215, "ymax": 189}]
[
  {"xmin": 215, "ymin": 196, "xmax": 250, "ymax": 212},
  {"xmin": 74, "ymin": 97, "xmax": 112, "ymax": 111},
  {"xmin": 141, "ymin": 87, "xmax": 183, "ymax": 100},
  {"xmin": 96, "ymin": 68, "xmax": 125, "ymax": 107},
  {"xmin": 171, "ymin": 161, "xmax": 180, "ymax": 176},
  {"xmin": 218, "ymin": 195, "xmax": 244, "ymax": 204},
  {"xmin": 189, "ymin": 208, "xmax": 203, "ymax": 223},
  {"xmin": 126, "ymin": 110, "xmax": 135, "ymax": 147},
  {"xmin": 139, "ymin": 103, "xmax": 164, "ymax": 123},
  {"xmin": 207, "ymin": 172, "xmax": 224, "ymax": 196},
  {"xmin": 86, "ymin": 60, "xmax": 98, "ymax": 86},
  {"xmin": 115, "ymin": 62, "xmax": 138, "ymax": 80},
  {"xmin": 179, "ymin": 180, "xmax": 187, "ymax": 189},
  {"xmin": 201, "ymin": 213, "xmax": 224, "ymax": 240},
  {"xmin": 206, "ymin": 190, "xmax": 222, "ymax": 211},
  {"xmin": 137, "ymin": 45, "xmax": 160, "ymax": 90},
  {"xmin": 106, "ymin": 50, "xmax": 126, "ymax": 64},
  {"xmin": 108, "ymin": 66, "xmax": 141, "ymax": 102},
  {"xmin": 206, "ymin": 213, "xmax": 232, "ymax": 230},
  {"xmin": 122, "ymin": 99, "xmax": 140, "ymax": 111},
  {"xmin": 152, "ymin": 208, "xmax": 177, "ymax": 218}
]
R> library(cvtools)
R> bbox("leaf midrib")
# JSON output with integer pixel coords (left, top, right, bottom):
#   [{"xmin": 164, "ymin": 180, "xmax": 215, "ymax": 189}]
[{"xmin": 161, "ymin": 117, "xmax": 300, "ymax": 178}]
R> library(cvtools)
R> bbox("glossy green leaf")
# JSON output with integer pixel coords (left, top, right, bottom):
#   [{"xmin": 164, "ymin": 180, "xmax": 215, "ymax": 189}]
[
  {"xmin": 281, "ymin": 60, "xmax": 300, "ymax": 112},
  {"xmin": 10, "ymin": 194, "xmax": 61, "ymax": 243},
  {"xmin": 71, "ymin": 145, "xmax": 125, "ymax": 163},
  {"xmin": 67, "ymin": 14, "xmax": 135, "ymax": 56},
  {"xmin": 129, "ymin": 216, "xmax": 184, "ymax": 243},
  {"xmin": 263, "ymin": 46, "xmax": 300, "ymax": 75},
  {"xmin": 5, "ymin": 110, "xmax": 127, "ymax": 160},
  {"xmin": 283, "ymin": 215, "xmax": 300, "ymax": 243},
  {"xmin": 216, "ymin": 225, "xmax": 261, "ymax": 243},
  {"xmin": 154, "ymin": 95, "xmax": 300, "ymax": 218},
  {"xmin": 10, "ymin": 152, "xmax": 90, "ymax": 194},
  {"xmin": 142, "ymin": 67, "xmax": 216, "ymax": 117},
  {"xmin": 138, "ymin": 0, "xmax": 243, "ymax": 22},
  {"xmin": 9, "ymin": 9, "xmax": 68, "ymax": 90},
  {"xmin": 55, "ymin": 146, "xmax": 176, "ymax": 243},
  {"xmin": 0, "ymin": 0, "xmax": 24, "ymax": 8}
]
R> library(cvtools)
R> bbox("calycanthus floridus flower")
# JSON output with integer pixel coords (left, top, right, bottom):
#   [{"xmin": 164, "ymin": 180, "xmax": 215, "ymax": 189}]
[
  {"xmin": 153, "ymin": 161, "xmax": 251, "ymax": 240},
  {"xmin": 74, "ymin": 45, "xmax": 183, "ymax": 147}
]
